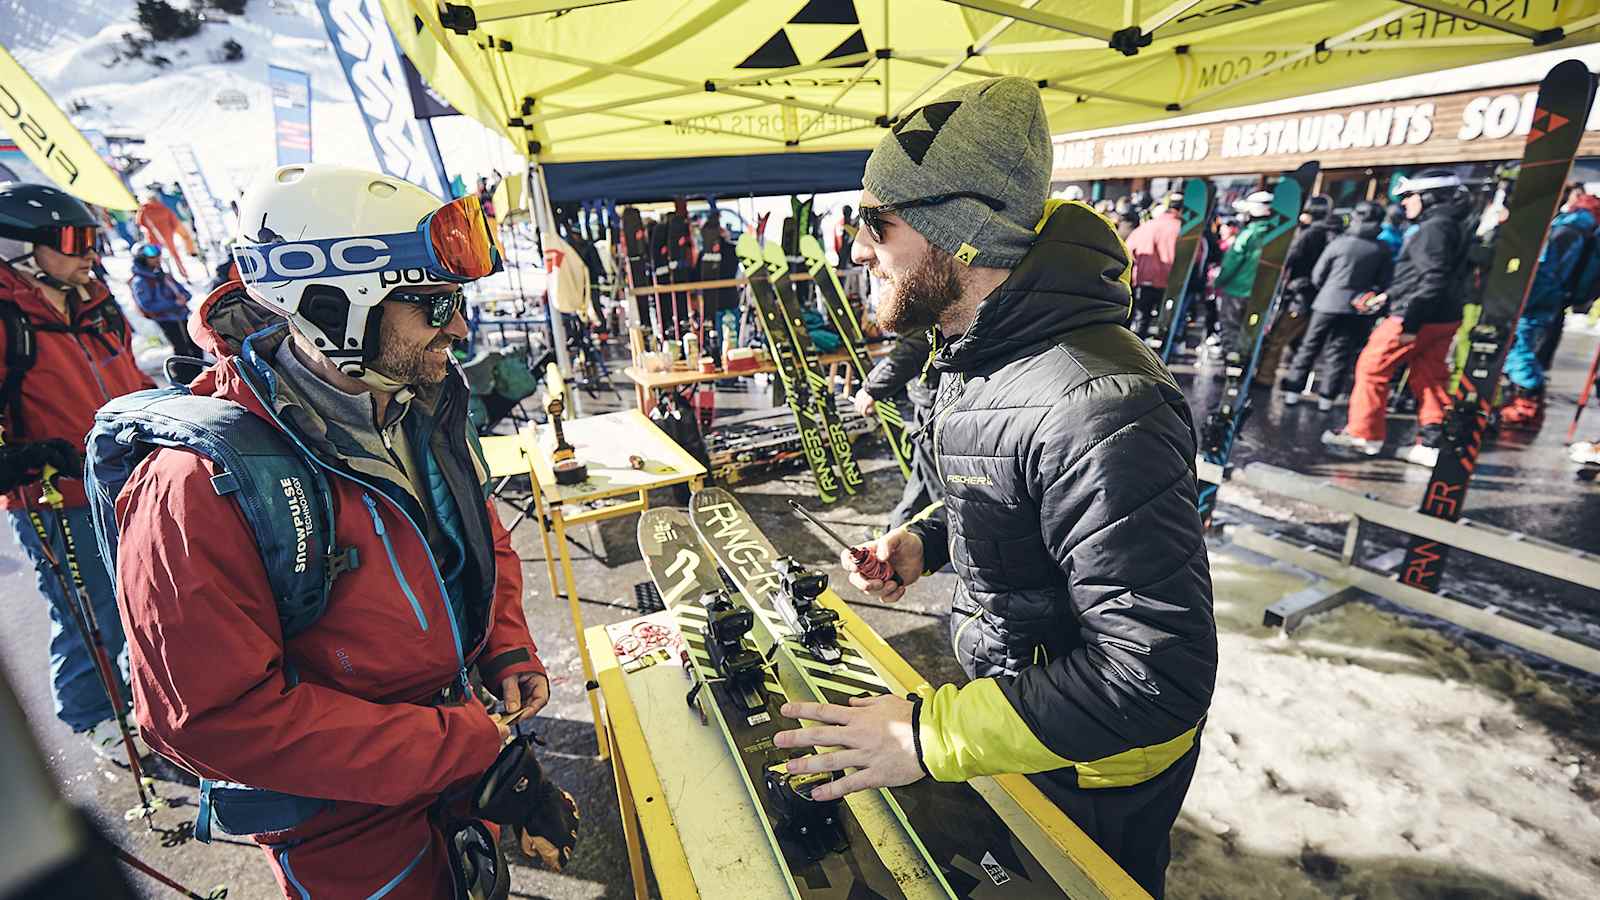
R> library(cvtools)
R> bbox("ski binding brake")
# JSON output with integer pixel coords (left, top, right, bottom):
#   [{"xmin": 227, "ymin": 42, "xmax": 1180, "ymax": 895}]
[
  {"xmin": 770, "ymin": 557, "xmax": 843, "ymax": 664},
  {"xmin": 764, "ymin": 763, "xmax": 849, "ymax": 860},
  {"xmin": 698, "ymin": 590, "xmax": 768, "ymax": 717}
]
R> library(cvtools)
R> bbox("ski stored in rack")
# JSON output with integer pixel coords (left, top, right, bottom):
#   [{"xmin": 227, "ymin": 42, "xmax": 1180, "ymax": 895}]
[
  {"xmin": 736, "ymin": 231, "xmax": 843, "ymax": 505},
  {"xmin": 1150, "ymin": 178, "xmax": 1218, "ymax": 363},
  {"xmin": 636, "ymin": 508, "xmax": 912, "ymax": 900},
  {"xmin": 799, "ymin": 233, "xmax": 915, "ymax": 480},
  {"xmin": 1401, "ymin": 59, "xmax": 1594, "ymax": 591},
  {"xmin": 1196, "ymin": 161, "xmax": 1317, "ymax": 526},
  {"xmin": 689, "ymin": 488, "xmax": 1071, "ymax": 898},
  {"xmin": 763, "ymin": 237, "xmax": 864, "ymax": 498}
]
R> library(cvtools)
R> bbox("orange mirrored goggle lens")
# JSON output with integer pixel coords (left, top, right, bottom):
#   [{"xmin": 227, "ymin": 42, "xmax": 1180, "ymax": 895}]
[
  {"xmin": 53, "ymin": 225, "xmax": 101, "ymax": 257},
  {"xmin": 425, "ymin": 195, "xmax": 502, "ymax": 280}
]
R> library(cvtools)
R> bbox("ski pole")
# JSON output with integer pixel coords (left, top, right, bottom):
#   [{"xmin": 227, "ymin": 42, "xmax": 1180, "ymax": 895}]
[
  {"xmin": 115, "ymin": 846, "xmax": 228, "ymax": 899},
  {"xmin": 31, "ymin": 465, "xmax": 156, "ymax": 819},
  {"xmin": 787, "ymin": 500, "xmax": 901, "ymax": 587}
]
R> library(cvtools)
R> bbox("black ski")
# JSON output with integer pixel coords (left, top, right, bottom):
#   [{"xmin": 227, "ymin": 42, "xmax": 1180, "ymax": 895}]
[
  {"xmin": 1196, "ymin": 162, "xmax": 1317, "ymax": 525},
  {"xmin": 619, "ymin": 207, "xmax": 659, "ymax": 342},
  {"xmin": 637, "ymin": 508, "xmax": 910, "ymax": 900},
  {"xmin": 736, "ymin": 231, "xmax": 843, "ymax": 504},
  {"xmin": 1402, "ymin": 60, "xmax": 1594, "ymax": 591},
  {"xmin": 764, "ymin": 237, "xmax": 864, "ymax": 497},
  {"xmin": 799, "ymin": 233, "xmax": 915, "ymax": 480},
  {"xmin": 690, "ymin": 488, "xmax": 1070, "ymax": 898},
  {"xmin": 1149, "ymin": 178, "xmax": 1217, "ymax": 363}
]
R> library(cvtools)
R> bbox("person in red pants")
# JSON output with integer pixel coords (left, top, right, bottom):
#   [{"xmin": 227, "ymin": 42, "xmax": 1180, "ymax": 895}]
[{"xmin": 1323, "ymin": 170, "xmax": 1475, "ymax": 466}]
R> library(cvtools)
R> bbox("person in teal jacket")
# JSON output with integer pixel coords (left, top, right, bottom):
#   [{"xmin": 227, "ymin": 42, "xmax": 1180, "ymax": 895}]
[{"xmin": 1211, "ymin": 191, "xmax": 1274, "ymax": 356}]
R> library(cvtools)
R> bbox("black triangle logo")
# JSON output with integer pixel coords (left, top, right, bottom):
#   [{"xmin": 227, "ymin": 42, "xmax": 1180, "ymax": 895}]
[
  {"xmin": 822, "ymin": 28, "xmax": 868, "ymax": 66},
  {"xmin": 790, "ymin": 0, "xmax": 859, "ymax": 25},
  {"xmin": 892, "ymin": 101, "xmax": 961, "ymax": 165},
  {"xmin": 737, "ymin": 29, "xmax": 801, "ymax": 69}
]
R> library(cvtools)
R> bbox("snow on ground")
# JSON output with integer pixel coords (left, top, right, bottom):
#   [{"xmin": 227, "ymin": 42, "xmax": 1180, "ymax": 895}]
[{"xmin": 1169, "ymin": 549, "xmax": 1600, "ymax": 898}]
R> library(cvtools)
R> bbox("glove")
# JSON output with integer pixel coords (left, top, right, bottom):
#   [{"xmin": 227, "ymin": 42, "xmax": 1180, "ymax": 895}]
[
  {"xmin": 474, "ymin": 736, "xmax": 580, "ymax": 872},
  {"xmin": 0, "ymin": 439, "xmax": 83, "ymax": 493}
]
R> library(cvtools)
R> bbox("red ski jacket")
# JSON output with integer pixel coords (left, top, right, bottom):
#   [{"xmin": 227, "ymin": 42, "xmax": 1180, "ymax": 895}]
[
  {"xmin": 0, "ymin": 262, "xmax": 153, "ymax": 510},
  {"xmin": 114, "ymin": 284, "xmax": 544, "ymax": 898}
]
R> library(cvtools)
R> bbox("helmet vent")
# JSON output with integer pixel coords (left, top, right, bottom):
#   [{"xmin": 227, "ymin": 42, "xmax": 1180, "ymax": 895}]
[
  {"xmin": 367, "ymin": 180, "xmax": 398, "ymax": 198},
  {"xmin": 277, "ymin": 167, "xmax": 307, "ymax": 184}
]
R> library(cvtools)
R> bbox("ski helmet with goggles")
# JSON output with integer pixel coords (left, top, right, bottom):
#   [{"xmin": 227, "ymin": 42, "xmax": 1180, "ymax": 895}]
[
  {"xmin": 1395, "ymin": 169, "xmax": 1467, "ymax": 205},
  {"xmin": 0, "ymin": 183, "xmax": 102, "ymax": 263},
  {"xmin": 232, "ymin": 164, "xmax": 503, "ymax": 373},
  {"xmin": 1234, "ymin": 190, "xmax": 1275, "ymax": 219},
  {"xmin": 133, "ymin": 242, "xmax": 162, "ymax": 260}
]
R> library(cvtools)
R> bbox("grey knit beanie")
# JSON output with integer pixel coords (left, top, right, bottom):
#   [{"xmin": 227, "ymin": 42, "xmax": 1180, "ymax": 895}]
[{"xmin": 863, "ymin": 76, "xmax": 1050, "ymax": 268}]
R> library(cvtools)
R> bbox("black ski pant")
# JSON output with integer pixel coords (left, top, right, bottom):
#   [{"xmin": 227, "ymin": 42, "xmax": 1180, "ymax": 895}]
[
  {"xmin": 1215, "ymin": 292, "xmax": 1248, "ymax": 355},
  {"xmin": 1536, "ymin": 308, "xmax": 1565, "ymax": 371},
  {"xmin": 1130, "ymin": 285, "xmax": 1165, "ymax": 339},
  {"xmin": 156, "ymin": 319, "xmax": 201, "ymax": 359},
  {"xmin": 889, "ymin": 396, "xmax": 943, "ymax": 530},
  {"xmin": 1284, "ymin": 311, "xmax": 1373, "ymax": 399},
  {"xmin": 1027, "ymin": 731, "xmax": 1203, "ymax": 899}
]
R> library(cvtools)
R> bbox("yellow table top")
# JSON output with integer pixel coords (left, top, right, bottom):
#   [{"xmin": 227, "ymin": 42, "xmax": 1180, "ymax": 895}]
[
  {"xmin": 522, "ymin": 409, "xmax": 706, "ymax": 505},
  {"xmin": 624, "ymin": 345, "xmax": 887, "ymax": 391}
]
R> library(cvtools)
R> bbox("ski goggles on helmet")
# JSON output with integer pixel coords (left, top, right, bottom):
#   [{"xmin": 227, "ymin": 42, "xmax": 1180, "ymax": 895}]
[
  {"xmin": 35, "ymin": 224, "xmax": 101, "ymax": 257},
  {"xmin": 232, "ymin": 194, "xmax": 504, "ymax": 285},
  {"xmin": 387, "ymin": 286, "xmax": 466, "ymax": 328},
  {"xmin": 858, "ymin": 191, "xmax": 1005, "ymax": 243}
]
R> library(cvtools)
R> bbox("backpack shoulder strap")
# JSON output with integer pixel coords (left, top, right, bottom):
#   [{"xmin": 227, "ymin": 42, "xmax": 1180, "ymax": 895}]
[
  {"xmin": 0, "ymin": 300, "xmax": 37, "ymax": 437},
  {"xmin": 86, "ymin": 391, "xmax": 358, "ymax": 639}
]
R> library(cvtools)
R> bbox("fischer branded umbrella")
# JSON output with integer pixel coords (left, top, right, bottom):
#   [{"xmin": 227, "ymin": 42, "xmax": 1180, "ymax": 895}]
[{"xmin": 383, "ymin": 0, "xmax": 1600, "ymax": 165}]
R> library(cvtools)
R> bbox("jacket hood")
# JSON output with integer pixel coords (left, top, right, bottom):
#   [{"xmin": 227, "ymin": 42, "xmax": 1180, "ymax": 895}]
[
  {"xmin": 1553, "ymin": 209, "xmax": 1597, "ymax": 232},
  {"xmin": 936, "ymin": 200, "xmax": 1130, "ymax": 372},
  {"xmin": 1348, "ymin": 219, "xmax": 1382, "ymax": 240},
  {"xmin": 191, "ymin": 279, "xmax": 280, "ymax": 359},
  {"xmin": 0, "ymin": 259, "xmax": 114, "ymax": 314}
]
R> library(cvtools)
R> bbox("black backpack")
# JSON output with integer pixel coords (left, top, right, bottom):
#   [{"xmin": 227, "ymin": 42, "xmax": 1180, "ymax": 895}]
[{"xmin": 0, "ymin": 292, "xmax": 129, "ymax": 437}]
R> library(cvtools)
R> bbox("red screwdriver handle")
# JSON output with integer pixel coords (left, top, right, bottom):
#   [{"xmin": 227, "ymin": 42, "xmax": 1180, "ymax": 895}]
[{"xmin": 849, "ymin": 546, "xmax": 902, "ymax": 587}]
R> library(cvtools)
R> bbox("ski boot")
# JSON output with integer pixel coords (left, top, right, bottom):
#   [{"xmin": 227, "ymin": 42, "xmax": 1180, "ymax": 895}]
[{"xmin": 1498, "ymin": 386, "xmax": 1545, "ymax": 430}]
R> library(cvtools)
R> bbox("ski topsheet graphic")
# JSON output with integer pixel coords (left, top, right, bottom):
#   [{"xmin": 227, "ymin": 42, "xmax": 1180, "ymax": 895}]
[
  {"xmin": 1402, "ymin": 60, "xmax": 1594, "ymax": 591},
  {"xmin": 736, "ymin": 231, "xmax": 841, "ymax": 504},
  {"xmin": 637, "ymin": 508, "xmax": 912, "ymax": 900},
  {"xmin": 1151, "ymin": 178, "xmax": 1217, "ymax": 363},
  {"xmin": 1196, "ymin": 161, "xmax": 1317, "ymax": 525},
  {"xmin": 762, "ymin": 237, "xmax": 864, "ymax": 498},
  {"xmin": 690, "ymin": 488, "xmax": 1069, "ymax": 898},
  {"xmin": 799, "ymin": 233, "xmax": 915, "ymax": 481}
]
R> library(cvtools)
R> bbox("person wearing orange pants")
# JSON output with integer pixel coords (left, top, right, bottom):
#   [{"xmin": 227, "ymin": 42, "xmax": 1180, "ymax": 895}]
[
  {"xmin": 134, "ymin": 195, "xmax": 194, "ymax": 279},
  {"xmin": 1342, "ymin": 316, "xmax": 1458, "ymax": 444}
]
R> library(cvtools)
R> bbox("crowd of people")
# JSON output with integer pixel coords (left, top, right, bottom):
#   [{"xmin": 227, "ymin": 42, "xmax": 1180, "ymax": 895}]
[{"xmin": 1081, "ymin": 171, "xmax": 1600, "ymax": 468}]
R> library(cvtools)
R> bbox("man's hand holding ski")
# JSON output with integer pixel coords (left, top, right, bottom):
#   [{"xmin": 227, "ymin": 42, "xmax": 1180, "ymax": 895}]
[{"xmin": 774, "ymin": 694, "xmax": 926, "ymax": 801}]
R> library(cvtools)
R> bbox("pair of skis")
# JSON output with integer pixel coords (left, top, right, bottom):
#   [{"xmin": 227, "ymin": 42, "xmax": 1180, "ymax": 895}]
[
  {"xmin": 638, "ymin": 488, "xmax": 1067, "ymax": 899},
  {"xmin": 1196, "ymin": 162, "xmax": 1318, "ymax": 525},
  {"xmin": 1402, "ymin": 59, "xmax": 1594, "ymax": 589},
  {"xmin": 736, "ymin": 230, "xmax": 863, "ymax": 505},
  {"xmin": 797, "ymin": 233, "xmax": 916, "ymax": 481},
  {"xmin": 1148, "ymin": 178, "xmax": 1217, "ymax": 364}
]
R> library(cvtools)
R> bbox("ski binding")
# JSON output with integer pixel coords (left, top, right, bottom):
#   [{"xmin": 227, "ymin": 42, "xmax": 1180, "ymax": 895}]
[
  {"xmin": 770, "ymin": 557, "xmax": 843, "ymax": 664},
  {"xmin": 764, "ymin": 763, "xmax": 849, "ymax": 860},
  {"xmin": 698, "ymin": 589, "xmax": 768, "ymax": 716}
]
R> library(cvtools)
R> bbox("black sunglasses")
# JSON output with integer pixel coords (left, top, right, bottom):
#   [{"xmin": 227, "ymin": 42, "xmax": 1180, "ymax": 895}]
[
  {"xmin": 858, "ymin": 191, "xmax": 1007, "ymax": 242},
  {"xmin": 387, "ymin": 287, "xmax": 465, "ymax": 328}
]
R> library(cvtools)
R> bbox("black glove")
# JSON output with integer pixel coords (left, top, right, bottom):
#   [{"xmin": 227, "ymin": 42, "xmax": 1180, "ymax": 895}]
[
  {"xmin": 474, "ymin": 736, "xmax": 580, "ymax": 872},
  {"xmin": 0, "ymin": 439, "xmax": 83, "ymax": 493}
]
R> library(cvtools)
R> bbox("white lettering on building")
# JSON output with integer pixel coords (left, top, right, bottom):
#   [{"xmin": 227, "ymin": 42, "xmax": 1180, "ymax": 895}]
[{"xmin": 1219, "ymin": 103, "xmax": 1432, "ymax": 159}]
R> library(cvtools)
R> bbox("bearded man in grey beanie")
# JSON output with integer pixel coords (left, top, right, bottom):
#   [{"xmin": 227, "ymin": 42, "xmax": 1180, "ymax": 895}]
[{"xmin": 774, "ymin": 77, "xmax": 1217, "ymax": 896}]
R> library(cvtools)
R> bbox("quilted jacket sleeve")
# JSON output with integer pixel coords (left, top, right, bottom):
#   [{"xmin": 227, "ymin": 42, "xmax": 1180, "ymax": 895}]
[{"xmin": 1001, "ymin": 374, "xmax": 1217, "ymax": 764}]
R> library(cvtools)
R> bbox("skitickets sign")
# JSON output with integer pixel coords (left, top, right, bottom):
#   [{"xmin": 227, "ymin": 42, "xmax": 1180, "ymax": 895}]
[{"xmin": 1052, "ymin": 82, "xmax": 1600, "ymax": 182}]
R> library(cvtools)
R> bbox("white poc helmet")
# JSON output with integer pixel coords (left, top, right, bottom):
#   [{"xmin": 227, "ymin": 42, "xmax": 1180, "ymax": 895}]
[
  {"xmin": 233, "ymin": 164, "xmax": 456, "ymax": 372},
  {"xmin": 1232, "ymin": 190, "xmax": 1274, "ymax": 219}
]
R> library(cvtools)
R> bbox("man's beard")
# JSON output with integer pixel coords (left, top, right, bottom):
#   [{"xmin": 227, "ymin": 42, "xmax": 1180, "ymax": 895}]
[
  {"xmin": 369, "ymin": 320, "xmax": 454, "ymax": 386},
  {"xmin": 873, "ymin": 243, "xmax": 963, "ymax": 334}
]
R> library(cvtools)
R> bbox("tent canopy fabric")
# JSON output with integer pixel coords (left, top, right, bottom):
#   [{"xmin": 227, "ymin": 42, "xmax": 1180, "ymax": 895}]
[
  {"xmin": 542, "ymin": 149, "xmax": 869, "ymax": 202},
  {"xmin": 384, "ymin": 0, "xmax": 1600, "ymax": 173}
]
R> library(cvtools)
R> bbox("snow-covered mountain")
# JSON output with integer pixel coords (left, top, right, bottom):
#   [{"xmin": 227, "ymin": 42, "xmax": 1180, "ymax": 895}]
[{"xmin": 1, "ymin": 0, "xmax": 518, "ymax": 202}]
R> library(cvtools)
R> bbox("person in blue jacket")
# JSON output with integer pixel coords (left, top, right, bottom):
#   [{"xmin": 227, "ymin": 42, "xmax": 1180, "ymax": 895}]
[
  {"xmin": 128, "ymin": 243, "xmax": 200, "ymax": 358},
  {"xmin": 1500, "ymin": 190, "xmax": 1599, "ymax": 428},
  {"xmin": 1377, "ymin": 204, "xmax": 1408, "ymax": 259}
]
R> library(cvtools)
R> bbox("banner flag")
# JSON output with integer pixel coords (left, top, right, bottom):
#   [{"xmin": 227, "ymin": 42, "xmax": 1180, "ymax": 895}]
[
  {"xmin": 0, "ymin": 43, "xmax": 137, "ymax": 209},
  {"xmin": 315, "ymin": 0, "xmax": 451, "ymax": 199},
  {"xmin": 268, "ymin": 65, "xmax": 314, "ymax": 165}
]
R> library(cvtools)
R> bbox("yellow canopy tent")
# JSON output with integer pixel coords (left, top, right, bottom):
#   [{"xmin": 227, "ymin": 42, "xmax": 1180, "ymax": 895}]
[{"xmin": 384, "ymin": 0, "xmax": 1600, "ymax": 165}]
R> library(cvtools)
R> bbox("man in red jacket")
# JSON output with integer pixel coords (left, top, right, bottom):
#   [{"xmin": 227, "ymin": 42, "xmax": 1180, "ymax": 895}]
[
  {"xmin": 1124, "ymin": 193, "xmax": 1182, "ymax": 338},
  {"xmin": 0, "ymin": 183, "xmax": 153, "ymax": 758},
  {"xmin": 111, "ymin": 165, "xmax": 558, "ymax": 899}
]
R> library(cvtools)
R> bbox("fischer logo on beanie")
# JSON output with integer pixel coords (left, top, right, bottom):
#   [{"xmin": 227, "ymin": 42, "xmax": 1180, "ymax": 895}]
[{"xmin": 864, "ymin": 76, "xmax": 1050, "ymax": 268}]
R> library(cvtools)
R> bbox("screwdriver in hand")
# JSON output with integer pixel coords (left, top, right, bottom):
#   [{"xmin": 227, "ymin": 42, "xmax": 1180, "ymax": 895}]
[{"xmin": 787, "ymin": 500, "xmax": 902, "ymax": 587}]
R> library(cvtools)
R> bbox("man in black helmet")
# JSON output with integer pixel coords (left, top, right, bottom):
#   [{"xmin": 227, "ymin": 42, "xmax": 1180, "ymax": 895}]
[
  {"xmin": 1324, "ymin": 169, "xmax": 1474, "ymax": 465},
  {"xmin": 0, "ymin": 183, "xmax": 153, "ymax": 759}
]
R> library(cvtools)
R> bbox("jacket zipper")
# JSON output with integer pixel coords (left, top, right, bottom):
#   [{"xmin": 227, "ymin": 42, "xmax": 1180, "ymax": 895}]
[
  {"xmin": 235, "ymin": 360, "xmax": 470, "ymax": 695},
  {"xmin": 362, "ymin": 494, "xmax": 429, "ymax": 631},
  {"xmin": 930, "ymin": 373, "xmax": 966, "ymax": 486},
  {"xmin": 953, "ymin": 607, "xmax": 983, "ymax": 661}
]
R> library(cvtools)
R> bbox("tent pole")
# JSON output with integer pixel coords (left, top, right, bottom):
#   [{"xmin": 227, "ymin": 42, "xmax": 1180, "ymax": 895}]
[
  {"xmin": 937, "ymin": 0, "xmax": 1114, "ymax": 42},
  {"xmin": 530, "ymin": 157, "xmax": 578, "ymax": 413},
  {"xmin": 1392, "ymin": 0, "xmax": 1547, "ymax": 41}
]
